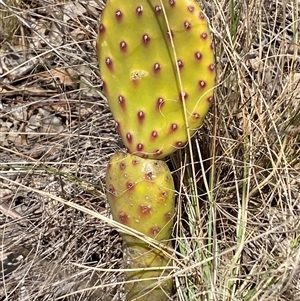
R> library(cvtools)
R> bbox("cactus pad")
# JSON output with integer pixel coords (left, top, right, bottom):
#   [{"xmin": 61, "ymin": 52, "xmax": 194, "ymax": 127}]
[
  {"xmin": 97, "ymin": 0, "xmax": 215, "ymax": 159},
  {"xmin": 106, "ymin": 152, "xmax": 175, "ymax": 243},
  {"xmin": 106, "ymin": 152, "xmax": 175, "ymax": 300}
]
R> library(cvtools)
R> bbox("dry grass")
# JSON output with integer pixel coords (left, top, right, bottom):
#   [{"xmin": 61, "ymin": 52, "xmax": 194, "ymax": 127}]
[{"xmin": 0, "ymin": 0, "xmax": 299, "ymax": 300}]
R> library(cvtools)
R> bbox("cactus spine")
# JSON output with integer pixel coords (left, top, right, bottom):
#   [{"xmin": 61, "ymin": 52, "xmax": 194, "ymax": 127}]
[{"xmin": 98, "ymin": 0, "xmax": 215, "ymax": 300}]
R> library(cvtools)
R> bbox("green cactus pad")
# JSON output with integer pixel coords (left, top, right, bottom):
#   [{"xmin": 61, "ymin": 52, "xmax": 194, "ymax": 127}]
[
  {"xmin": 98, "ymin": 0, "xmax": 215, "ymax": 159},
  {"xmin": 106, "ymin": 152, "xmax": 175, "ymax": 300},
  {"xmin": 106, "ymin": 152, "xmax": 175, "ymax": 243}
]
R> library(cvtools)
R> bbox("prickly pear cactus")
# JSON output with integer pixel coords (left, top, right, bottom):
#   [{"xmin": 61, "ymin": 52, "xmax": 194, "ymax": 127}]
[
  {"xmin": 97, "ymin": 0, "xmax": 215, "ymax": 159},
  {"xmin": 106, "ymin": 152, "xmax": 175, "ymax": 300},
  {"xmin": 106, "ymin": 152, "xmax": 175, "ymax": 243}
]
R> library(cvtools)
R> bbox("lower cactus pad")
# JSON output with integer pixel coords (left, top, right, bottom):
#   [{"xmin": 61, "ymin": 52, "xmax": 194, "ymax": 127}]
[
  {"xmin": 106, "ymin": 152, "xmax": 175, "ymax": 243},
  {"xmin": 106, "ymin": 152, "xmax": 175, "ymax": 300}
]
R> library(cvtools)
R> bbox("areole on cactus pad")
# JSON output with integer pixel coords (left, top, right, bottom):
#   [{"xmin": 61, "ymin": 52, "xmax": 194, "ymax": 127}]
[{"xmin": 97, "ymin": 0, "xmax": 215, "ymax": 159}]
